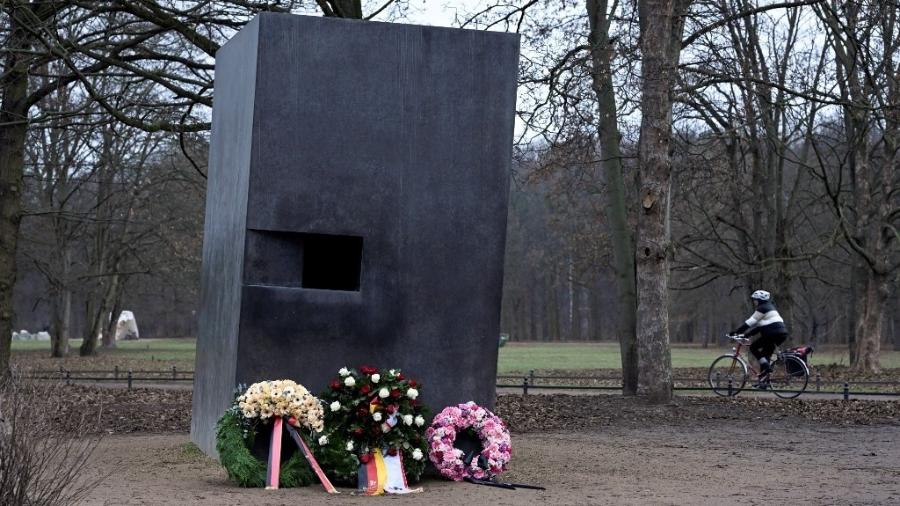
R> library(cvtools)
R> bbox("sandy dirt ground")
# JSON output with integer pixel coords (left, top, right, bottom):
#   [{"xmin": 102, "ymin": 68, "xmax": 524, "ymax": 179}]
[{"xmin": 80, "ymin": 420, "xmax": 900, "ymax": 506}]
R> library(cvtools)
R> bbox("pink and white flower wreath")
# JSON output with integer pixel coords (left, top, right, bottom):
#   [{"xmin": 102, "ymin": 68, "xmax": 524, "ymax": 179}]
[{"xmin": 426, "ymin": 401, "xmax": 512, "ymax": 481}]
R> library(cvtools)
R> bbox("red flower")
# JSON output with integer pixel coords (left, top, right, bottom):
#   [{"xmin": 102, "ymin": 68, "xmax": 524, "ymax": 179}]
[
  {"xmin": 359, "ymin": 365, "xmax": 378, "ymax": 375},
  {"xmin": 408, "ymin": 380, "xmax": 418, "ymax": 388},
  {"xmin": 360, "ymin": 453, "xmax": 372, "ymax": 464},
  {"xmin": 410, "ymin": 399, "xmax": 418, "ymax": 406},
  {"xmin": 390, "ymin": 389, "xmax": 401, "ymax": 398},
  {"xmin": 396, "ymin": 373, "xmax": 404, "ymax": 380},
  {"xmin": 353, "ymin": 428, "xmax": 364, "ymax": 436},
  {"xmin": 370, "ymin": 397, "xmax": 380, "ymax": 406},
  {"xmin": 330, "ymin": 380, "xmax": 341, "ymax": 390},
  {"xmin": 360, "ymin": 384, "xmax": 371, "ymax": 395},
  {"xmin": 387, "ymin": 448, "xmax": 398, "ymax": 456},
  {"xmin": 386, "ymin": 404, "xmax": 398, "ymax": 414},
  {"xmin": 357, "ymin": 408, "xmax": 368, "ymax": 418}
]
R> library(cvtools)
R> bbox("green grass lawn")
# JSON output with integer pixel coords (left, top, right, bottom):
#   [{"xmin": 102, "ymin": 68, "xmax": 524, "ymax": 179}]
[
  {"xmin": 12, "ymin": 338, "xmax": 196, "ymax": 359},
  {"xmin": 495, "ymin": 341, "xmax": 900, "ymax": 374},
  {"xmin": 12, "ymin": 338, "xmax": 899, "ymax": 373},
  {"xmin": 11, "ymin": 338, "xmax": 197, "ymax": 371}
]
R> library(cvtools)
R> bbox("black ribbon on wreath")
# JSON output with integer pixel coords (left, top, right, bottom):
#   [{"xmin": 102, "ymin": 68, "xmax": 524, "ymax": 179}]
[
  {"xmin": 455, "ymin": 430, "xmax": 545, "ymax": 491},
  {"xmin": 250, "ymin": 420, "xmax": 298, "ymax": 464}
]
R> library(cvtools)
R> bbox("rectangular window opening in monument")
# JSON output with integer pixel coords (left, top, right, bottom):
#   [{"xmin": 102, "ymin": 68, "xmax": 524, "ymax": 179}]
[
  {"xmin": 244, "ymin": 230, "xmax": 362, "ymax": 291},
  {"xmin": 301, "ymin": 233, "xmax": 363, "ymax": 291}
]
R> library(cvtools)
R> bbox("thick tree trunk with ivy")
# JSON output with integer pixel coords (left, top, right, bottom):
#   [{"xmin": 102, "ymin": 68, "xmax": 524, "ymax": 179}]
[{"xmin": 635, "ymin": 0, "xmax": 690, "ymax": 403}]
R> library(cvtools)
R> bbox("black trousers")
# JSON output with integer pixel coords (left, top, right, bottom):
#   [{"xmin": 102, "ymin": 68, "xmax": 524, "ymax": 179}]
[{"xmin": 750, "ymin": 333, "xmax": 788, "ymax": 361}]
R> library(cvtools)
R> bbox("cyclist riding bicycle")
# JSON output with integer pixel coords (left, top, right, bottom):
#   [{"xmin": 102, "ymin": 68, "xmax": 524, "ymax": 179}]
[{"xmin": 728, "ymin": 290, "xmax": 789, "ymax": 387}]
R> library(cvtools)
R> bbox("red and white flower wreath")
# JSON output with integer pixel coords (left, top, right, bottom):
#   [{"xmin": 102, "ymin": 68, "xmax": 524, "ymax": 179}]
[{"xmin": 426, "ymin": 401, "xmax": 512, "ymax": 481}]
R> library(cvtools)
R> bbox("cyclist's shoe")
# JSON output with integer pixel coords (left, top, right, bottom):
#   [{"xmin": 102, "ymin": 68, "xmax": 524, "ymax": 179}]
[{"xmin": 752, "ymin": 373, "xmax": 771, "ymax": 390}]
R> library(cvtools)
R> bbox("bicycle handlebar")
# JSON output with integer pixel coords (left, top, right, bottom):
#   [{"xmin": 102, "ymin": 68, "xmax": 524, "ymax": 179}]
[{"xmin": 725, "ymin": 334, "xmax": 751, "ymax": 345}]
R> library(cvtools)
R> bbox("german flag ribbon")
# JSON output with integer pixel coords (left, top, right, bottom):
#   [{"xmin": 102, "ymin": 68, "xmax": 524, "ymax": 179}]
[{"xmin": 356, "ymin": 449, "xmax": 422, "ymax": 495}]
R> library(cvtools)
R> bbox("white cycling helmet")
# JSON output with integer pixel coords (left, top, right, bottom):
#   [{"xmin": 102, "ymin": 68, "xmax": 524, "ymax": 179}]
[{"xmin": 751, "ymin": 290, "xmax": 771, "ymax": 301}]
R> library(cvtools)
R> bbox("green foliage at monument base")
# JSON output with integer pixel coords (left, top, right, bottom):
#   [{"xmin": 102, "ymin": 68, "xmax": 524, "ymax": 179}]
[{"xmin": 215, "ymin": 411, "xmax": 314, "ymax": 488}]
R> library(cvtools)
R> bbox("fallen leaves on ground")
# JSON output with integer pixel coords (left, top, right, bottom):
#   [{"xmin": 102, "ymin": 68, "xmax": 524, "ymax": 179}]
[
  {"xmin": 48, "ymin": 385, "xmax": 192, "ymax": 434},
  {"xmin": 38, "ymin": 385, "xmax": 900, "ymax": 436},
  {"xmin": 496, "ymin": 394, "xmax": 900, "ymax": 433},
  {"xmin": 500, "ymin": 367, "xmax": 900, "ymax": 393}
]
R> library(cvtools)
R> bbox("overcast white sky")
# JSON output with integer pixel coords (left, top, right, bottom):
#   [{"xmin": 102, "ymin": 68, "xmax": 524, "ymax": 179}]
[{"xmin": 380, "ymin": 1, "xmax": 492, "ymax": 28}]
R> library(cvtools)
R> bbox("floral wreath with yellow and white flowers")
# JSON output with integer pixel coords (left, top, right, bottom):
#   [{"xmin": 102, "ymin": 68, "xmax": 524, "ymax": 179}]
[
  {"xmin": 215, "ymin": 380, "xmax": 324, "ymax": 488},
  {"xmin": 312, "ymin": 366, "xmax": 430, "ymax": 484}
]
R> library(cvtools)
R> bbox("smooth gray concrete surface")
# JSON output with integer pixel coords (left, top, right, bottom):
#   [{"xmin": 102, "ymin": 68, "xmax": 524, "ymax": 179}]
[
  {"xmin": 190, "ymin": 16, "xmax": 259, "ymax": 457},
  {"xmin": 192, "ymin": 13, "xmax": 519, "ymax": 457}
]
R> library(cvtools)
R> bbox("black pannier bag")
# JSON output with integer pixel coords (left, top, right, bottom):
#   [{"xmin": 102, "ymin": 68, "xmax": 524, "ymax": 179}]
[{"xmin": 785, "ymin": 346, "xmax": 814, "ymax": 376}]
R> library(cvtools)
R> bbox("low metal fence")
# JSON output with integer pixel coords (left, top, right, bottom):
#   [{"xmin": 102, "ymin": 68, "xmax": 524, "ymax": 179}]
[
  {"xmin": 23, "ymin": 367, "xmax": 900, "ymax": 398},
  {"xmin": 496, "ymin": 371, "xmax": 900, "ymax": 399},
  {"xmin": 26, "ymin": 366, "xmax": 194, "ymax": 389}
]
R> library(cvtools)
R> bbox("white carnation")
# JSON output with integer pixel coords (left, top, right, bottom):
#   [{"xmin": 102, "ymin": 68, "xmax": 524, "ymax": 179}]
[
  {"xmin": 379, "ymin": 387, "xmax": 390, "ymax": 398},
  {"xmin": 403, "ymin": 414, "xmax": 414, "ymax": 426},
  {"xmin": 346, "ymin": 440, "xmax": 354, "ymax": 451},
  {"xmin": 339, "ymin": 367, "xmax": 350, "ymax": 376},
  {"xmin": 318, "ymin": 435, "xmax": 329, "ymax": 445},
  {"xmin": 414, "ymin": 415, "xmax": 425, "ymax": 427},
  {"xmin": 412, "ymin": 449, "xmax": 423, "ymax": 461},
  {"xmin": 344, "ymin": 376, "xmax": 356, "ymax": 387},
  {"xmin": 330, "ymin": 401, "xmax": 341, "ymax": 412},
  {"xmin": 371, "ymin": 373, "xmax": 380, "ymax": 383},
  {"xmin": 406, "ymin": 388, "xmax": 419, "ymax": 399},
  {"xmin": 373, "ymin": 412, "xmax": 383, "ymax": 422}
]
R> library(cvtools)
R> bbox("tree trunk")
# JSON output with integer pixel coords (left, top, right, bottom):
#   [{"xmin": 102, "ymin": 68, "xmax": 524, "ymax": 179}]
[
  {"xmin": 893, "ymin": 312, "xmax": 899, "ymax": 352},
  {"xmin": 101, "ymin": 272, "xmax": 123, "ymax": 348},
  {"xmin": 854, "ymin": 275, "xmax": 888, "ymax": 371},
  {"xmin": 586, "ymin": 0, "xmax": 639, "ymax": 394},
  {"xmin": 50, "ymin": 248, "xmax": 73, "ymax": 357},
  {"xmin": 634, "ymin": 0, "xmax": 689, "ymax": 403},
  {"xmin": 50, "ymin": 287, "xmax": 72, "ymax": 358},
  {"xmin": 0, "ymin": 7, "xmax": 31, "ymax": 374},
  {"xmin": 566, "ymin": 255, "xmax": 574, "ymax": 340},
  {"xmin": 848, "ymin": 271, "xmax": 859, "ymax": 362},
  {"xmin": 329, "ymin": 0, "xmax": 363, "ymax": 18},
  {"xmin": 81, "ymin": 299, "xmax": 100, "ymax": 357}
]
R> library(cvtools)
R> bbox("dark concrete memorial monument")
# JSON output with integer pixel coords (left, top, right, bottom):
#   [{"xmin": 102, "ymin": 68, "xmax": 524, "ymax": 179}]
[{"xmin": 191, "ymin": 13, "xmax": 519, "ymax": 456}]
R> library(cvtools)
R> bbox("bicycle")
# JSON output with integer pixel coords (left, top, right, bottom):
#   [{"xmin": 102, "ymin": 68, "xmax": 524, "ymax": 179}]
[{"xmin": 707, "ymin": 334, "xmax": 810, "ymax": 399}]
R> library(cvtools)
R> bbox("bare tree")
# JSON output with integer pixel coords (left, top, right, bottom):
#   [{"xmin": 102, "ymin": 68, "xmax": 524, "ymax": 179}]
[
  {"xmin": 19, "ymin": 69, "xmax": 98, "ymax": 357},
  {"xmin": 812, "ymin": 1, "xmax": 900, "ymax": 372},
  {"xmin": 587, "ymin": 0, "xmax": 640, "ymax": 395},
  {"xmin": 1, "ymin": 0, "xmax": 400, "ymax": 371}
]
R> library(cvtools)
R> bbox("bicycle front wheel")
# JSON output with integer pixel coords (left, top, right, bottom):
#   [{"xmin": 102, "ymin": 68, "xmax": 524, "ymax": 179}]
[
  {"xmin": 771, "ymin": 356, "xmax": 809, "ymax": 399},
  {"xmin": 708, "ymin": 355, "xmax": 748, "ymax": 397}
]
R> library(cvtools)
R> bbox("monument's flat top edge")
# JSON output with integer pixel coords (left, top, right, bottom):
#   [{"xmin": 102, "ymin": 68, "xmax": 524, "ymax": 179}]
[{"xmin": 254, "ymin": 11, "xmax": 520, "ymax": 41}]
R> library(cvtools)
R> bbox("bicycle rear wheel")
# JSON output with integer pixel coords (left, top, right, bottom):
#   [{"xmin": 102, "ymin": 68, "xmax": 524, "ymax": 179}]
[
  {"xmin": 708, "ymin": 355, "xmax": 748, "ymax": 396},
  {"xmin": 771, "ymin": 355, "xmax": 809, "ymax": 399}
]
